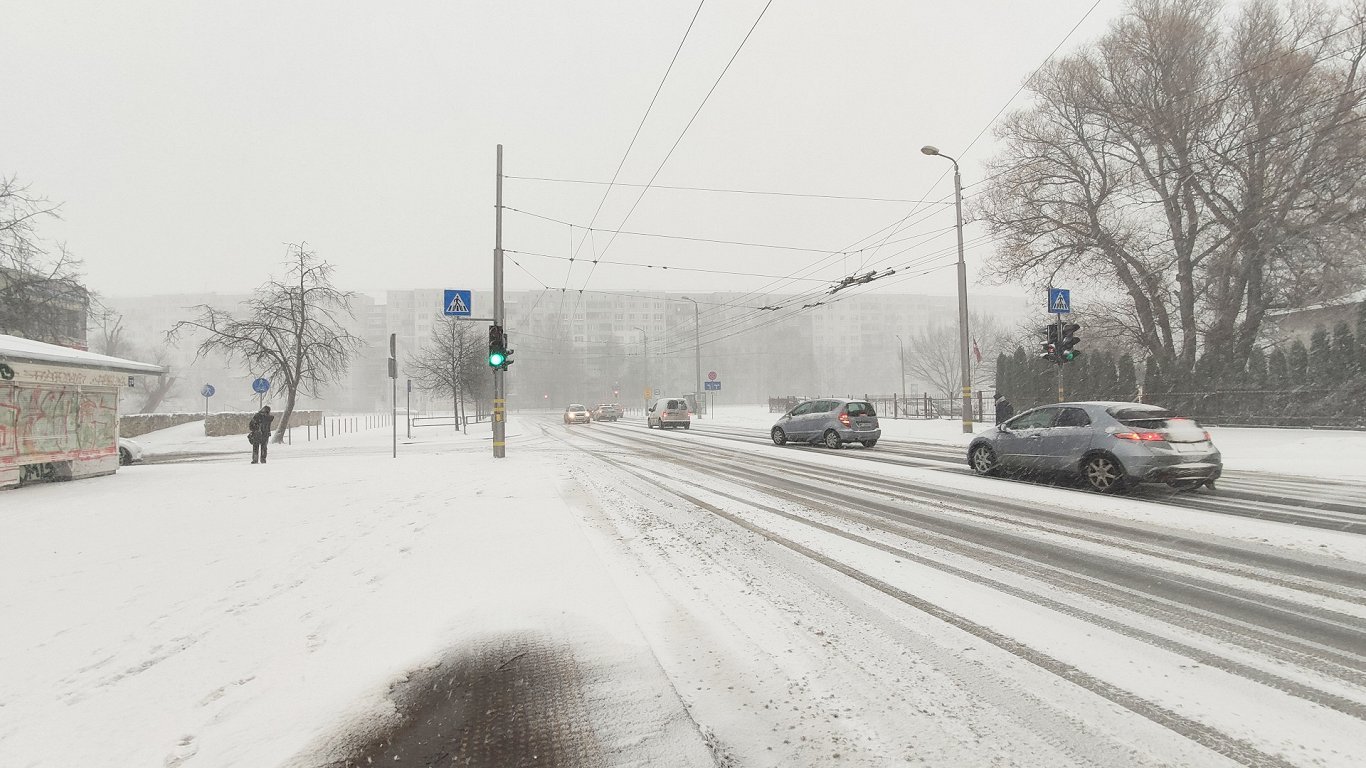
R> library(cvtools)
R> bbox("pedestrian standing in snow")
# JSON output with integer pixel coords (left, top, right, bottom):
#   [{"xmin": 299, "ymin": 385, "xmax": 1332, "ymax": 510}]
[
  {"xmin": 248, "ymin": 406, "xmax": 274, "ymax": 464},
  {"xmin": 994, "ymin": 393, "xmax": 1015, "ymax": 424}
]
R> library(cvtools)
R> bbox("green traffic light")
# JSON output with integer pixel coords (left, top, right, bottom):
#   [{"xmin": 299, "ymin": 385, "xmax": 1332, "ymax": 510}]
[{"xmin": 488, "ymin": 351, "xmax": 506, "ymax": 367}]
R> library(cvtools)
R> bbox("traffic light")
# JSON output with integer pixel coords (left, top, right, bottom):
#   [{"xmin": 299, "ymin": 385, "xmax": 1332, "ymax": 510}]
[
  {"xmin": 1059, "ymin": 323, "xmax": 1081, "ymax": 363},
  {"xmin": 487, "ymin": 325, "xmax": 513, "ymax": 369},
  {"xmin": 1038, "ymin": 324, "xmax": 1060, "ymax": 363}
]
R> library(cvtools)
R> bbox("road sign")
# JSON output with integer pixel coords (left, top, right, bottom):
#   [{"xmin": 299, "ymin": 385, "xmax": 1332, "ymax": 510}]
[
  {"xmin": 643, "ymin": 388, "xmax": 653, "ymax": 399},
  {"xmin": 707, "ymin": 370, "xmax": 717, "ymax": 381},
  {"xmin": 1048, "ymin": 288, "xmax": 1071, "ymax": 314},
  {"xmin": 704, "ymin": 381, "xmax": 721, "ymax": 391},
  {"xmin": 252, "ymin": 377, "xmax": 270, "ymax": 394},
  {"xmin": 443, "ymin": 289, "xmax": 473, "ymax": 317},
  {"xmin": 201, "ymin": 384, "xmax": 215, "ymax": 398}
]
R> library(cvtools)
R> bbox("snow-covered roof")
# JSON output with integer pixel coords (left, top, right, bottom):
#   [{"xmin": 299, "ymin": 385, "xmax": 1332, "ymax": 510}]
[
  {"xmin": 1265, "ymin": 288, "xmax": 1366, "ymax": 318},
  {"xmin": 0, "ymin": 334, "xmax": 165, "ymax": 375}
]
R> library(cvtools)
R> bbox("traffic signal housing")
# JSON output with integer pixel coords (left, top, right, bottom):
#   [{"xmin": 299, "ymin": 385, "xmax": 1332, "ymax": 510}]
[
  {"xmin": 1059, "ymin": 323, "xmax": 1081, "ymax": 363},
  {"xmin": 487, "ymin": 325, "xmax": 513, "ymax": 369},
  {"xmin": 1038, "ymin": 324, "xmax": 1060, "ymax": 363}
]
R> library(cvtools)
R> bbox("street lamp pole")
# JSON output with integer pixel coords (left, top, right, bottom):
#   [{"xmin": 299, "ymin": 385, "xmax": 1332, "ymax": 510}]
[
  {"xmin": 895, "ymin": 333, "xmax": 907, "ymax": 401},
  {"xmin": 633, "ymin": 326, "xmax": 648, "ymax": 412},
  {"xmin": 681, "ymin": 296, "xmax": 701, "ymax": 418},
  {"xmin": 921, "ymin": 145, "xmax": 974, "ymax": 434}
]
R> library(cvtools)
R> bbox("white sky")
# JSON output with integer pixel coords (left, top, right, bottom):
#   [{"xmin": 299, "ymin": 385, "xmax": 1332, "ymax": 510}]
[{"xmin": 1, "ymin": 0, "xmax": 1124, "ymax": 302}]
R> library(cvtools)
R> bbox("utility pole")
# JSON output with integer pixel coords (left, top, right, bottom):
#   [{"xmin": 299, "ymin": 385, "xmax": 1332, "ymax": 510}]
[
  {"xmin": 895, "ymin": 333, "xmax": 907, "ymax": 401},
  {"xmin": 921, "ymin": 145, "xmax": 974, "ymax": 434},
  {"xmin": 633, "ymin": 326, "xmax": 648, "ymax": 411},
  {"xmin": 389, "ymin": 333, "xmax": 397, "ymax": 459},
  {"xmin": 682, "ymin": 296, "xmax": 701, "ymax": 417},
  {"xmin": 493, "ymin": 144, "xmax": 506, "ymax": 458}
]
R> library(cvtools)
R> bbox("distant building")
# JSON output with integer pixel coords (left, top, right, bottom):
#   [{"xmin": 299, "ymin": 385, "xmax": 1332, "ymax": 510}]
[
  {"xmin": 1265, "ymin": 289, "xmax": 1364, "ymax": 345},
  {"xmin": 0, "ymin": 266, "xmax": 90, "ymax": 350}
]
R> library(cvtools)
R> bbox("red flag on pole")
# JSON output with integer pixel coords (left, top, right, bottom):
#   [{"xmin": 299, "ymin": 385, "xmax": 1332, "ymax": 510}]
[{"xmin": 972, "ymin": 338, "xmax": 983, "ymax": 364}]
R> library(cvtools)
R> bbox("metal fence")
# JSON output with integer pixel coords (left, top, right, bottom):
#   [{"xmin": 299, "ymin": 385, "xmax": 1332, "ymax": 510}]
[
  {"xmin": 768, "ymin": 393, "xmax": 1000, "ymax": 424},
  {"xmin": 1143, "ymin": 389, "xmax": 1366, "ymax": 429}
]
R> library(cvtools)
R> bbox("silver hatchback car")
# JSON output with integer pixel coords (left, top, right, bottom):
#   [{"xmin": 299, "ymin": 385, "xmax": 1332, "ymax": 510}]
[
  {"xmin": 966, "ymin": 401, "xmax": 1221, "ymax": 493},
  {"xmin": 771, "ymin": 398, "xmax": 881, "ymax": 449}
]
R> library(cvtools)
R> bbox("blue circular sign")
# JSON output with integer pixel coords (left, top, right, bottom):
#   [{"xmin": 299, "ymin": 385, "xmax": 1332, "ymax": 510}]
[
  {"xmin": 201, "ymin": 384, "xmax": 216, "ymax": 398},
  {"xmin": 251, "ymin": 377, "xmax": 270, "ymax": 394}
]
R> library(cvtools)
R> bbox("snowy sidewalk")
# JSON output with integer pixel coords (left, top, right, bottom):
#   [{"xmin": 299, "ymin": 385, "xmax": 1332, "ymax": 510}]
[{"xmin": 0, "ymin": 427, "xmax": 714, "ymax": 767}]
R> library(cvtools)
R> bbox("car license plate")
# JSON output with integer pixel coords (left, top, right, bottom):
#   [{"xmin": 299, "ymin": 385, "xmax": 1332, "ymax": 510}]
[{"xmin": 1174, "ymin": 443, "xmax": 1203, "ymax": 454}]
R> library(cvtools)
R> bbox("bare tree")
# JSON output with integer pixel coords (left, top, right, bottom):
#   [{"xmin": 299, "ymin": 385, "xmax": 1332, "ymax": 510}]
[
  {"xmin": 905, "ymin": 313, "xmax": 1006, "ymax": 413},
  {"xmin": 0, "ymin": 175, "xmax": 88, "ymax": 344},
  {"xmin": 979, "ymin": 0, "xmax": 1366, "ymax": 388},
  {"xmin": 168, "ymin": 244, "xmax": 362, "ymax": 442},
  {"xmin": 406, "ymin": 317, "xmax": 489, "ymax": 430}
]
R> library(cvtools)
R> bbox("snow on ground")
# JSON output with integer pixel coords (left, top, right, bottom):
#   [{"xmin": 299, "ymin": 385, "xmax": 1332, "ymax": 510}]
[
  {"xmin": 0, "ymin": 420, "xmax": 712, "ymax": 768},
  {"xmin": 701, "ymin": 404, "xmax": 1366, "ymax": 479}
]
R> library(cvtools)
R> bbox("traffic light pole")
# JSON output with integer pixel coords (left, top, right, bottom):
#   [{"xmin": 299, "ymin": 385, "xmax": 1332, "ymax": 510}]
[
  {"xmin": 1056, "ymin": 313, "xmax": 1065, "ymax": 403},
  {"xmin": 493, "ymin": 144, "xmax": 506, "ymax": 458}
]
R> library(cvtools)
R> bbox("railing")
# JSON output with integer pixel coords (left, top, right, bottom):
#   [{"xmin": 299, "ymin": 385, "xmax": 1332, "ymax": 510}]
[{"xmin": 769, "ymin": 394, "xmax": 999, "ymax": 424}]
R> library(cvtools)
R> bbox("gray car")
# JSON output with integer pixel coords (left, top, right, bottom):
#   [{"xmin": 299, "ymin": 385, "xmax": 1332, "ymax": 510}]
[
  {"xmin": 966, "ymin": 401, "xmax": 1221, "ymax": 493},
  {"xmin": 771, "ymin": 398, "xmax": 881, "ymax": 449}
]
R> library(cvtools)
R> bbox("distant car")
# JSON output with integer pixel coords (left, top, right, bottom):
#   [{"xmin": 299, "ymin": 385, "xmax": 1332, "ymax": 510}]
[
  {"xmin": 771, "ymin": 398, "xmax": 881, "ymax": 449},
  {"xmin": 646, "ymin": 397, "xmax": 691, "ymax": 429},
  {"xmin": 591, "ymin": 403, "xmax": 623, "ymax": 422},
  {"xmin": 966, "ymin": 401, "xmax": 1222, "ymax": 493},
  {"xmin": 117, "ymin": 437, "xmax": 145, "ymax": 466},
  {"xmin": 564, "ymin": 404, "xmax": 592, "ymax": 425}
]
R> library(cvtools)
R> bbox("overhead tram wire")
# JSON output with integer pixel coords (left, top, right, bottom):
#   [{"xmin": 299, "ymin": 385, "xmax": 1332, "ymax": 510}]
[
  {"xmin": 503, "ymin": 175, "xmax": 953, "ymax": 205},
  {"xmin": 504, "ymin": 248, "xmax": 833, "ymax": 283},
  {"xmin": 565, "ymin": 0, "xmax": 708, "ymax": 265},
  {"xmin": 637, "ymin": 11, "xmax": 1366, "ymax": 358},
  {"xmin": 571, "ymin": 0, "xmax": 777, "ymax": 308}
]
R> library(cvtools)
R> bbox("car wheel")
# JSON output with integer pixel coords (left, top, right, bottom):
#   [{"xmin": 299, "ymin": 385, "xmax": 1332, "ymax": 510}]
[
  {"xmin": 771, "ymin": 427, "xmax": 787, "ymax": 446},
  {"xmin": 823, "ymin": 429, "xmax": 842, "ymax": 449},
  {"xmin": 1083, "ymin": 454, "xmax": 1128, "ymax": 493},
  {"xmin": 119, "ymin": 447, "xmax": 131, "ymax": 466},
  {"xmin": 682, "ymin": 424, "xmax": 690, "ymax": 430},
  {"xmin": 969, "ymin": 444, "xmax": 998, "ymax": 476},
  {"xmin": 861, "ymin": 439, "xmax": 877, "ymax": 448}
]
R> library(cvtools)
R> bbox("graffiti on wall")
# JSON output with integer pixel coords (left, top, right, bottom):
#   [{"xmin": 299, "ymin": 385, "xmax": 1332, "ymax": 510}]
[{"xmin": 1, "ymin": 384, "xmax": 118, "ymax": 463}]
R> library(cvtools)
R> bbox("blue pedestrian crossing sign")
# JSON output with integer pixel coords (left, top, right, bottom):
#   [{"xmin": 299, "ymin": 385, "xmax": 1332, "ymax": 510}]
[
  {"xmin": 252, "ymin": 377, "xmax": 270, "ymax": 394},
  {"xmin": 1048, "ymin": 288, "xmax": 1072, "ymax": 314},
  {"xmin": 443, "ymin": 289, "xmax": 472, "ymax": 317}
]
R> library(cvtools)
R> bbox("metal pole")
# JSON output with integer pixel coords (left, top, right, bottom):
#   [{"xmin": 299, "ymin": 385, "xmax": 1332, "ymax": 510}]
[
  {"xmin": 694, "ymin": 301, "xmax": 701, "ymax": 417},
  {"xmin": 493, "ymin": 144, "xmax": 506, "ymax": 457},
  {"xmin": 1057, "ymin": 313, "xmax": 1066, "ymax": 403},
  {"xmin": 406, "ymin": 379, "xmax": 412, "ymax": 439},
  {"xmin": 633, "ymin": 326, "xmax": 648, "ymax": 411},
  {"xmin": 896, "ymin": 333, "xmax": 907, "ymax": 403},
  {"xmin": 952, "ymin": 162, "xmax": 973, "ymax": 433}
]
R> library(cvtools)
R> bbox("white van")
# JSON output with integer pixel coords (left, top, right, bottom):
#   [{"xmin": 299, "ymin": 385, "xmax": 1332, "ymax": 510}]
[{"xmin": 646, "ymin": 397, "xmax": 691, "ymax": 429}]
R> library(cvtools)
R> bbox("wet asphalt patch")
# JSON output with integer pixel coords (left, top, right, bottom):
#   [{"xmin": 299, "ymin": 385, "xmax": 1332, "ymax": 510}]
[{"xmin": 323, "ymin": 633, "xmax": 604, "ymax": 768}]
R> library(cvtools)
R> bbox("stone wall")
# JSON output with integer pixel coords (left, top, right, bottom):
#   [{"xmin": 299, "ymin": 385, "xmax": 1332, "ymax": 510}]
[
  {"xmin": 205, "ymin": 410, "xmax": 323, "ymax": 436},
  {"xmin": 118, "ymin": 413, "xmax": 204, "ymax": 438}
]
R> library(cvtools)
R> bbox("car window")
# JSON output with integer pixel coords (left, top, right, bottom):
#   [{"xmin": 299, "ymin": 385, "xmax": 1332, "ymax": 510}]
[
  {"xmin": 568, "ymin": 404, "xmax": 585, "ymax": 410},
  {"xmin": 790, "ymin": 402, "xmax": 815, "ymax": 416},
  {"xmin": 1008, "ymin": 408, "xmax": 1058, "ymax": 430},
  {"xmin": 846, "ymin": 402, "xmax": 875, "ymax": 417},
  {"xmin": 667, "ymin": 399, "xmax": 686, "ymax": 410},
  {"xmin": 1055, "ymin": 407, "xmax": 1091, "ymax": 428},
  {"xmin": 815, "ymin": 400, "xmax": 839, "ymax": 413}
]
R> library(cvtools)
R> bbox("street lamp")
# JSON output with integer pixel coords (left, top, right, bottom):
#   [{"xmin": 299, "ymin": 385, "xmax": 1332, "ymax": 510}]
[
  {"xmin": 920, "ymin": 144, "xmax": 974, "ymax": 434},
  {"xmin": 895, "ymin": 333, "xmax": 907, "ymax": 403},
  {"xmin": 632, "ymin": 326, "xmax": 648, "ymax": 411},
  {"xmin": 680, "ymin": 296, "xmax": 702, "ymax": 418}
]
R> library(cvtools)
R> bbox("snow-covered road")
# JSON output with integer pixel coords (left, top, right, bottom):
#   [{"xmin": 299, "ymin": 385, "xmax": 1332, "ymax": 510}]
[{"xmin": 2, "ymin": 412, "xmax": 1364, "ymax": 767}]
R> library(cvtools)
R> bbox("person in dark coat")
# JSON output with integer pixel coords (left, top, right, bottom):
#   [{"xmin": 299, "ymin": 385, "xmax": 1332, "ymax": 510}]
[
  {"xmin": 248, "ymin": 406, "xmax": 274, "ymax": 464},
  {"xmin": 994, "ymin": 393, "xmax": 1015, "ymax": 424}
]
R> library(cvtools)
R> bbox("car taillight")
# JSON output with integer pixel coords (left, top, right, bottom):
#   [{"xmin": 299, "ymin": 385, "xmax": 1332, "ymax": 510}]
[
  {"xmin": 1203, "ymin": 431, "xmax": 1211, "ymax": 441},
  {"xmin": 1114, "ymin": 431, "xmax": 1166, "ymax": 442},
  {"xmin": 839, "ymin": 412, "xmax": 851, "ymax": 427}
]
